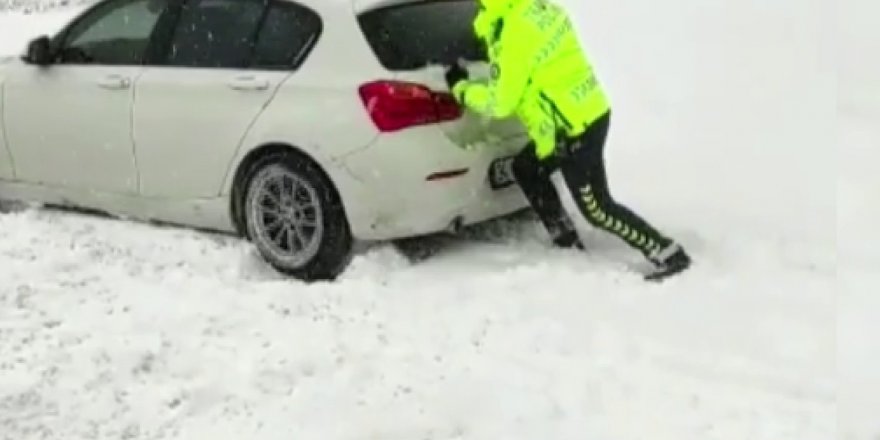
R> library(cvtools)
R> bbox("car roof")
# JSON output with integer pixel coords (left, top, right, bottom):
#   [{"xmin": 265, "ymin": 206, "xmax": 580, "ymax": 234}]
[
  {"xmin": 288, "ymin": 0, "xmax": 468, "ymax": 15},
  {"xmin": 350, "ymin": 0, "xmax": 465, "ymax": 13}
]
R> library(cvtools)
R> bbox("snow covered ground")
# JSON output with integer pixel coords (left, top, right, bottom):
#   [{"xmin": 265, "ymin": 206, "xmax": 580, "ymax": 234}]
[
  {"xmin": 838, "ymin": 0, "xmax": 880, "ymax": 437},
  {"xmin": 0, "ymin": 0, "xmax": 862, "ymax": 439}
]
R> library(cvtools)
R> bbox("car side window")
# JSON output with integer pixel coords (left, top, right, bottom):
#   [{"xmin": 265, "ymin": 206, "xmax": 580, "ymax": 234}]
[
  {"xmin": 58, "ymin": 0, "xmax": 168, "ymax": 65},
  {"xmin": 163, "ymin": 0, "xmax": 266, "ymax": 69},
  {"xmin": 251, "ymin": 1, "xmax": 322, "ymax": 70}
]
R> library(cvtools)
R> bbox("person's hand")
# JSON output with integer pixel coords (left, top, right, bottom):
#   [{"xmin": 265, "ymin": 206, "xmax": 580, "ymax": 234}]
[{"xmin": 445, "ymin": 63, "xmax": 469, "ymax": 90}]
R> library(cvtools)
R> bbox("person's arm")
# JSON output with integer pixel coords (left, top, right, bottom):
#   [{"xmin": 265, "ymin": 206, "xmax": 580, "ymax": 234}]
[{"xmin": 452, "ymin": 24, "xmax": 537, "ymax": 119}]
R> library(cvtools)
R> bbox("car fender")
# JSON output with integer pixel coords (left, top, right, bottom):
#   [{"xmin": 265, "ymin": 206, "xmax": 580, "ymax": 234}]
[
  {"xmin": 218, "ymin": 73, "xmax": 381, "ymax": 232},
  {"xmin": 219, "ymin": 76, "xmax": 378, "ymax": 189}
]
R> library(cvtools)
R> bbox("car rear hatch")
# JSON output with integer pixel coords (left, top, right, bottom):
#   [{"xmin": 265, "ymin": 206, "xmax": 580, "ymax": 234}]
[{"xmin": 356, "ymin": 0, "xmax": 528, "ymax": 152}]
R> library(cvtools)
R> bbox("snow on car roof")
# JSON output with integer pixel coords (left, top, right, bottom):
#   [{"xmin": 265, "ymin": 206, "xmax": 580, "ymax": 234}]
[{"xmin": 351, "ymin": 0, "xmax": 466, "ymax": 13}]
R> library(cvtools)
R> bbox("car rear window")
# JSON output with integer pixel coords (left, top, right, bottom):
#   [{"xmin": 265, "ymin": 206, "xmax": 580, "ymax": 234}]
[{"xmin": 358, "ymin": 0, "xmax": 486, "ymax": 70}]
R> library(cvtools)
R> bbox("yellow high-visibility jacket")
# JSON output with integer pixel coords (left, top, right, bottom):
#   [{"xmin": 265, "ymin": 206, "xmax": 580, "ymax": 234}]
[{"xmin": 453, "ymin": 0, "xmax": 610, "ymax": 159}]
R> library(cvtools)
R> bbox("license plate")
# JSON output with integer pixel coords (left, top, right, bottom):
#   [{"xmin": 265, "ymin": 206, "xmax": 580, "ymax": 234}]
[{"xmin": 488, "ymin": 156, "xmax": 517, "ymax": 190}]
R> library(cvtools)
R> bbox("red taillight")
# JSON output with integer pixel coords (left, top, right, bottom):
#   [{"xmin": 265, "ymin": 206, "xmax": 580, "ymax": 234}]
[{"xmin": 358, "ymin": 80, "xmax": 463, "ymax": 132}]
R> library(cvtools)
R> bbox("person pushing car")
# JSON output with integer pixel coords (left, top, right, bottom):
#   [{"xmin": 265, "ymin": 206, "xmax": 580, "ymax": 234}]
[{"xmin": 445, "ymin": 0, "xmax": 691, "ymax": 281}]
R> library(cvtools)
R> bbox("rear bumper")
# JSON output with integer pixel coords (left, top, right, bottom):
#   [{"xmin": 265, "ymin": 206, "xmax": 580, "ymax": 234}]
[{"xmin": 331, "ymin": 128, "xmax": 530, "ymax": 241}]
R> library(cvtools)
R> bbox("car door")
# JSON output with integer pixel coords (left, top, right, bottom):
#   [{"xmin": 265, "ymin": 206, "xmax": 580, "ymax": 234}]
[
  {"xmin": 2, "ymin": 0, "xmax": 172, "ymax": 194},
  {"xmin": 133, "ymin": 0, "xmax": 320, "ymax": 199},
  {"xmin": 0, "ymin": 65, "xmax": 13, "ymax": 180}
]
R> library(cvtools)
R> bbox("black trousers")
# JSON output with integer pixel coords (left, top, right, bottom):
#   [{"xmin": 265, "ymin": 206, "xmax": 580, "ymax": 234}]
[{"xmin": 512, "ymin": 112, "xmax": 672, "ymax": 257}]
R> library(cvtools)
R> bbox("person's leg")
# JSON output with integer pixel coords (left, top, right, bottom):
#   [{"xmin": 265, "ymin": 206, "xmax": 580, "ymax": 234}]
[
  {"xmin": 558, "ymin": 112, "xmax": 690, "ymax": 276},
  {"xmin": 510, "ymin": 144, "xmax": 581, "ymax": 249}
]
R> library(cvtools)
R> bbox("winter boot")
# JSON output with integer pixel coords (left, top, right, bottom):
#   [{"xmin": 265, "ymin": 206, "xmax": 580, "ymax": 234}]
[
  {"xmin": 645, "ymin": 242, "xmax": 691, "ymax": 281},
  {"xmin": 552, "ymin": 229, "xmax": 584, "ymax": 250}
]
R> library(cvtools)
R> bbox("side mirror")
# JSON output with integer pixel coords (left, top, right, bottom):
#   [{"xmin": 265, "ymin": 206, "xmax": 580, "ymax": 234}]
[{"xmin": 24, "ymin": 36, "xmax": 54, "ymax": 66}]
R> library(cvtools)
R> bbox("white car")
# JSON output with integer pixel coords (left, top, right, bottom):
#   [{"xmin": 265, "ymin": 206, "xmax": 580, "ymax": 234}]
[{"xmin": 0, "ymin": 0, "xmax": 530, "ymax": 280}]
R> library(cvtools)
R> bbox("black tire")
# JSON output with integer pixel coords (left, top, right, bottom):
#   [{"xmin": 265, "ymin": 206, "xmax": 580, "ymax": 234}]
[{"xmin": 239, "ymin": 151, "xmax": 352, "ymax": 281}]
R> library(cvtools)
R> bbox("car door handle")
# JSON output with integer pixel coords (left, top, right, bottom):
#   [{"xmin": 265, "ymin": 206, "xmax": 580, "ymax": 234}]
[
  {"xmin": 97, "ymin": 74, "xmax": 131, "ymax": 90},
  {"xmin": 227, "ymin": 76, "xmax": 270, "ymax": 91}
]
